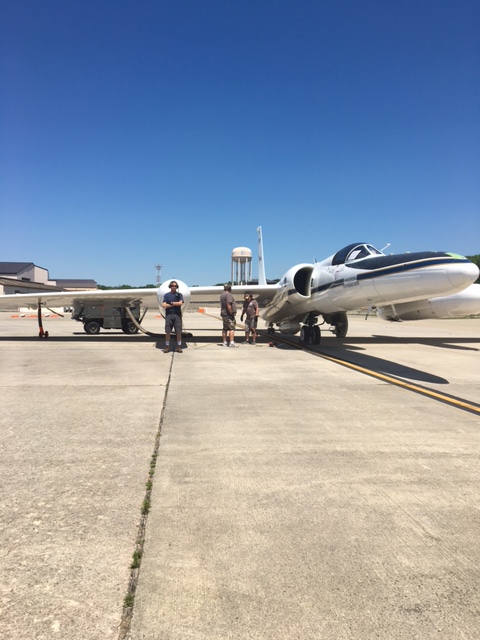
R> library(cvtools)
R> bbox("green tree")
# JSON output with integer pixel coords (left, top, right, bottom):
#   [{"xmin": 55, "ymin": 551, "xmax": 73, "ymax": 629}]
[{"xmin": 466, "ymin": 255, "xmax": 480, "ymax": 284}]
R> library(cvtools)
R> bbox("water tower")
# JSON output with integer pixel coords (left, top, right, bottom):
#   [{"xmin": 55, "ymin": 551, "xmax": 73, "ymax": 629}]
[{"xmin": 231, "ymin": 247, "xmax": 252, "ymax": 285}]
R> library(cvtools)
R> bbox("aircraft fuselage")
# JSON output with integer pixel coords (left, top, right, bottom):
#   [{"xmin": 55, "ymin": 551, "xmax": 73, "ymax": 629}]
[{"xmin": 262, "ymin": 248, "xmax": 479, "ymax": 325}]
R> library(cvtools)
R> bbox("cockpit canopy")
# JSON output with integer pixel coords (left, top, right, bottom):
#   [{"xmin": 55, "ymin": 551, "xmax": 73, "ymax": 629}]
[{"xmin": 332, "ymin": 243, "xmax": 384, "ymax": 266}]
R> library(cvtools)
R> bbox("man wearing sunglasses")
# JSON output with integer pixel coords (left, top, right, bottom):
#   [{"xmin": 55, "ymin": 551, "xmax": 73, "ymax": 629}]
[{"xmin": 162, "ymin": 281, "xmax": 184, "ymax": 353}]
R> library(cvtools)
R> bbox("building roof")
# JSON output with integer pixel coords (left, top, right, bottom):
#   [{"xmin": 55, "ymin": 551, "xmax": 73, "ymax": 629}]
[
  {"xmin": 55, "ymin": 279, "xmax": 98, "ymax": 289},
  {"xmin": 0, "ymin": 262, "xmax": 36, "ymax": 274},
  {"xmin": 0, "ymin": 277, "xmax": 62, "ymax": 292},
  {"xmin": 0, "ymin": 264, "xmax": 97, "ymax": 290}
]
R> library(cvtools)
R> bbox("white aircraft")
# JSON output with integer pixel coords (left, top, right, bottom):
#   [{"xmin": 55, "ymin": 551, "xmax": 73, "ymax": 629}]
[{"xmin": 0, "ymin": 227, "xmax": 478, "ymax": 343}]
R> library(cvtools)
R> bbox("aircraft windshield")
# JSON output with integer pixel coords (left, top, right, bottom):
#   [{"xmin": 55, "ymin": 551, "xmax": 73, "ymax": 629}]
[
  {"xmin": 346, "ymin": 244, "xmax": 383, "ymax": 263},
  {"xmin": 332, "ymin": 243, "xmax": 384, "ymax": 266}
]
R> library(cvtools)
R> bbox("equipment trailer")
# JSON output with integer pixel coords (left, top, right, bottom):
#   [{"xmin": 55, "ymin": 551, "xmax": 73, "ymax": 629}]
[{"xmin": 72, "ymin": 302, "xmax": 142, "ymax": 334}]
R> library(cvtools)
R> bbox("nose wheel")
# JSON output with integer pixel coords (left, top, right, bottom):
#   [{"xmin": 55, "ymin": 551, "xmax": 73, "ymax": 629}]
[{"xmin": 37, "ymin": 303, "xmax": 49, "ymax": 339}]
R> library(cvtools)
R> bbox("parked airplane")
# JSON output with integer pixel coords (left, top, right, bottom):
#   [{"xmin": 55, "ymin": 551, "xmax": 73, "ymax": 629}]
[{"xmin": 0, "ymin": 227, "xmax": 478, "ymax": 342}]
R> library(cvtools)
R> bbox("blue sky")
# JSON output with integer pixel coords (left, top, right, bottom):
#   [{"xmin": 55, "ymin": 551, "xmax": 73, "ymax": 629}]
[{"xmin": 1, "ymin": 0, "xmax": 479, "ymax": 286}]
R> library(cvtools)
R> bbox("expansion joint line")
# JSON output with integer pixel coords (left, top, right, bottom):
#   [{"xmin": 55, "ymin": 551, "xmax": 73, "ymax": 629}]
[{"xmin": 117, "ymin": 355, "xmax": 175, "ymax": 640}]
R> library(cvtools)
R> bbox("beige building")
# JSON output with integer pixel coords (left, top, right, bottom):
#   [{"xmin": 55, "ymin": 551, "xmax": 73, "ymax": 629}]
[{"xmin": 0, "ymin": 262, "xmax": 97, "ymax": 295}]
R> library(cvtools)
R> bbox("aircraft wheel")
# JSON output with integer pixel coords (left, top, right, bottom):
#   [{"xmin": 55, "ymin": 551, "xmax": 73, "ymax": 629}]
[
  {"xmin": 312, "ymin": 325, "xmax": 321, "ymax": 344},
  {"xmin": 334, "ymin": 314, "xmax": 348, "ymax": 338},
  {"xmin": 300, "ymin": 326, "xmax": 311, "ymax": 344},
  {"xmin": 84, "ymin": 321, "xmax": 101, "ymax": 335},
  {"xmin": 267, "ymin": 325, "xmax": 275, "ymax": 335}
]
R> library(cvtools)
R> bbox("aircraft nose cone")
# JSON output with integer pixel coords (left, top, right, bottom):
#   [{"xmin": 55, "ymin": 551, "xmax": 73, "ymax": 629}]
[{"xmin": 446, "ymin": 258, "xmax": 479, "ymax": 288}]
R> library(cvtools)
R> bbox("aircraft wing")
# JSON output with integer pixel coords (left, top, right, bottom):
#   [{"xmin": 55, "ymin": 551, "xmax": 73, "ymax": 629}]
[
  {"xmin": 0, "ymin": 283, "xmax": 279, "ymax": 311},
  {"xmin": 0, "ymin": 288, "xmax": 160, "ymax": 310}
]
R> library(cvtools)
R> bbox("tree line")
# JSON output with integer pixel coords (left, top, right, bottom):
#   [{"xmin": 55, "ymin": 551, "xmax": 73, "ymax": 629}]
[{"xmin": 467, "ymin": 255, "xmax": 480, "ymax": 283}]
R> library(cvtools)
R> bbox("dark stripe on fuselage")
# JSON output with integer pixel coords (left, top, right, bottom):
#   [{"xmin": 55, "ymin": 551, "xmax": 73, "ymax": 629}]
[
  {"xmin": 344, "ymin": 251, "xmax": 462, "ymax": 271},
  {"xmin": 287, "ymin": 254, "xmax": 469, "ymax": 298}
]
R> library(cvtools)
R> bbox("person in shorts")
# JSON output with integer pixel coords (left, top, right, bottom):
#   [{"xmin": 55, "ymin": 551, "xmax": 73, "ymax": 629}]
[
  {"xmin": 220, "ymin": 284, "xmax": 237, "ymax": 347},
  {"xmin": 162, "ymin": 281, "xmax": 184, "ymax": 353},
  {"xmin": 240, "ymin": 293, "xmax": 259, "ymax": 344}
]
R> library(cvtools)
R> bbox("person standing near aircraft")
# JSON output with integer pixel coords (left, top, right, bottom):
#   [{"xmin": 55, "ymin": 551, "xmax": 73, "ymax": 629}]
[
  {"xmin": 240, "ymin": 293, "xmax": 259, "ymax": 345},
  {"xmin": 162, "ymin": 281, "xmax": 184, "ymax": 353},
  {"xmin": 220, "ymin": 284, "xmax": 238, "ymax": 347}
]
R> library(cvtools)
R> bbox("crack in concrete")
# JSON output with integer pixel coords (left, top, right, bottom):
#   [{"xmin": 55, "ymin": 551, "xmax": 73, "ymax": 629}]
[{"xmin": 117, "ymin": 354, "xmax": 175, "ymax": 639}]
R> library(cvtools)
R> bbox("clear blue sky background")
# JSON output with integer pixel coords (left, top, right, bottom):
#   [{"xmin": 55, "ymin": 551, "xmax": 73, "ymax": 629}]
[{"xmin": 1, "ymin": 0, "xmax": 479, "ymax": 286}]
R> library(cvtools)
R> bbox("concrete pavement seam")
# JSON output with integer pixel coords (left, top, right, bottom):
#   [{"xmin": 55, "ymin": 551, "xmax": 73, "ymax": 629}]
[{"xmin": 117, "ymin": 353, "xmax": 175, "ymax": 640}]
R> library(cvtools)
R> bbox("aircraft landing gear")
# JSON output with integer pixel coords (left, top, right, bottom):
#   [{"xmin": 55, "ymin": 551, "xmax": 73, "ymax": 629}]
[
  {"xmin": 323, "ymin": 313, "xmax": 348, "ymax": 338},
  {"xmin": 37, "ymin": 303, "xmax": 49, "ymax": 339},
  {"xmin": 267, "ymin": 323, "xmax": 278, "ymax": 347},
  {"xmin": 300, "ymin": 314, "xmax": 321, "ymax": 345}
]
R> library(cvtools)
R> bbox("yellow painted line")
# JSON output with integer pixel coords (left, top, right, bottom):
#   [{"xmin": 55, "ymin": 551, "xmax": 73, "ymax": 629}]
[
  {"xmin": 316, "ymin": 351, "xmax": 480, "ymax": 416},
  {"xmin": 199, "ymin": 316, "xmax": 479, "ymax": 415},
  {"xmin": 256, "ymin": 329, "xmax": 480, "ymax": 416}
]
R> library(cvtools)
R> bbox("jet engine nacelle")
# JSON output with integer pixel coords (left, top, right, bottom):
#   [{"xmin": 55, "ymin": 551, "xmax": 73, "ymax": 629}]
[
  {"xmin": 377, "ymin": 284, "xmax": 480, "ymax": 321},
  {"xmin": 262, "ymin": 263, "xmax": 314, "ymax": 324},
  {"xmin": 157, "ymin": 279, "xmax": 191, "ymax": 311}
]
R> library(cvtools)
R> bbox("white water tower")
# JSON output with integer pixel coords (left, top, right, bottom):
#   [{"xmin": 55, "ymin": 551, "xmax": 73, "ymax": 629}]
[{"xmin": 231, "ymin": 247, "xmax": 252, "ymax": 285}]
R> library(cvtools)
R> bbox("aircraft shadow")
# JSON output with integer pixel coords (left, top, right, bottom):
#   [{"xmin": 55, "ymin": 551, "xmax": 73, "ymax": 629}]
[
  {"xmin": 314, "ymin": 335, "xmax": 479, "ymax": 385},
  {"xmin": 1, "ymin": 331, "xmax": 475, "ymax": 386},
  {"xmin": 251, "ymin": 331, "xmax": 459, "ymax": 385},
  {"xmin": 340, "ymin": 335, "xmax": 480, "ymax": 352},
  {"xmin": 0, "ymin": 333, "xmax": 158, "ymax": 343},
  {"xmin": 179, "ymin": 333, "xmax": 450, "ymax": 385},
  {"xmin": 319, "ymin": 346, "xmax": 448, "ymax": 385}
]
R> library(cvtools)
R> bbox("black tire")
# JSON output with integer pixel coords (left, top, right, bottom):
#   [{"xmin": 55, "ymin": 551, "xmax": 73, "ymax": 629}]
[
  {"xmin": 312, "ymin": 325, "xmax": 321, "ymax": 344},
  {"xmin": 334, "ymin": 313, "xmax": 348, "ymax": 338},
  {"xmin": 84, "ymin": 321, "xmax": 101, "ymax": 335},
  {"xmin": 122, "ymin": 321, "xmax": 139, "ymax": 334},
  {"xmin": 300, "ymin": 326, "xmax": 311, "ymax": 344}
]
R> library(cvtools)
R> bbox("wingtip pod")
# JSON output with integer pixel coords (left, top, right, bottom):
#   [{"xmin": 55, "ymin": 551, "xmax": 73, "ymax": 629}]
[
  {"xmin": 429, "ymin": 283, "xmax": 480, "ymax": 318},
  {"xmin": 156, "ymin": 279, "xmax": 191, "ymax": 310},
  {"xmin": 377, "ymin": 283, "xmax": 480, "ymax": 321}
]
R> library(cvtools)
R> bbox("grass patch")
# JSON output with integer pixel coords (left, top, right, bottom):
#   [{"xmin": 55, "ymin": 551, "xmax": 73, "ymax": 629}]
[
  {"xmin": 141, "ymin": 498, "xmax": 151, "ymax": 515},
  {"xmin": 124, "ymin": 593, "xmax": 134, "ymax": 608},
  {"xmin": 131, "ymin": 550, "xmax": 142, "ymax": 569}
]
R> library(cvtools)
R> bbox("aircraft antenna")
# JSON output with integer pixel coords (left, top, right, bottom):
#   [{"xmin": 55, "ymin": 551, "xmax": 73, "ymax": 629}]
[
  {"xmin": 155, "ymin": 263, "xmax": 163, "ymax": 285},
  {"xmin": 380, "ymin": 243, "xmax": 391, "ymax": 253}
]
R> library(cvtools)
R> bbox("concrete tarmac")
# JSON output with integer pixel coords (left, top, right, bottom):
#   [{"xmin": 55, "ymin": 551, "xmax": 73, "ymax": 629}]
[{"xmin": 0, "ymin": 310, "xmax": 479, "ymax": 639}]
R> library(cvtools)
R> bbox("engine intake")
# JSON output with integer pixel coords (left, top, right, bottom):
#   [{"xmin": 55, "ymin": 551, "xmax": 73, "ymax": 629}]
[{"xmin": 262, "ymin": 263, "xmax": 314, "ymax": 324}]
